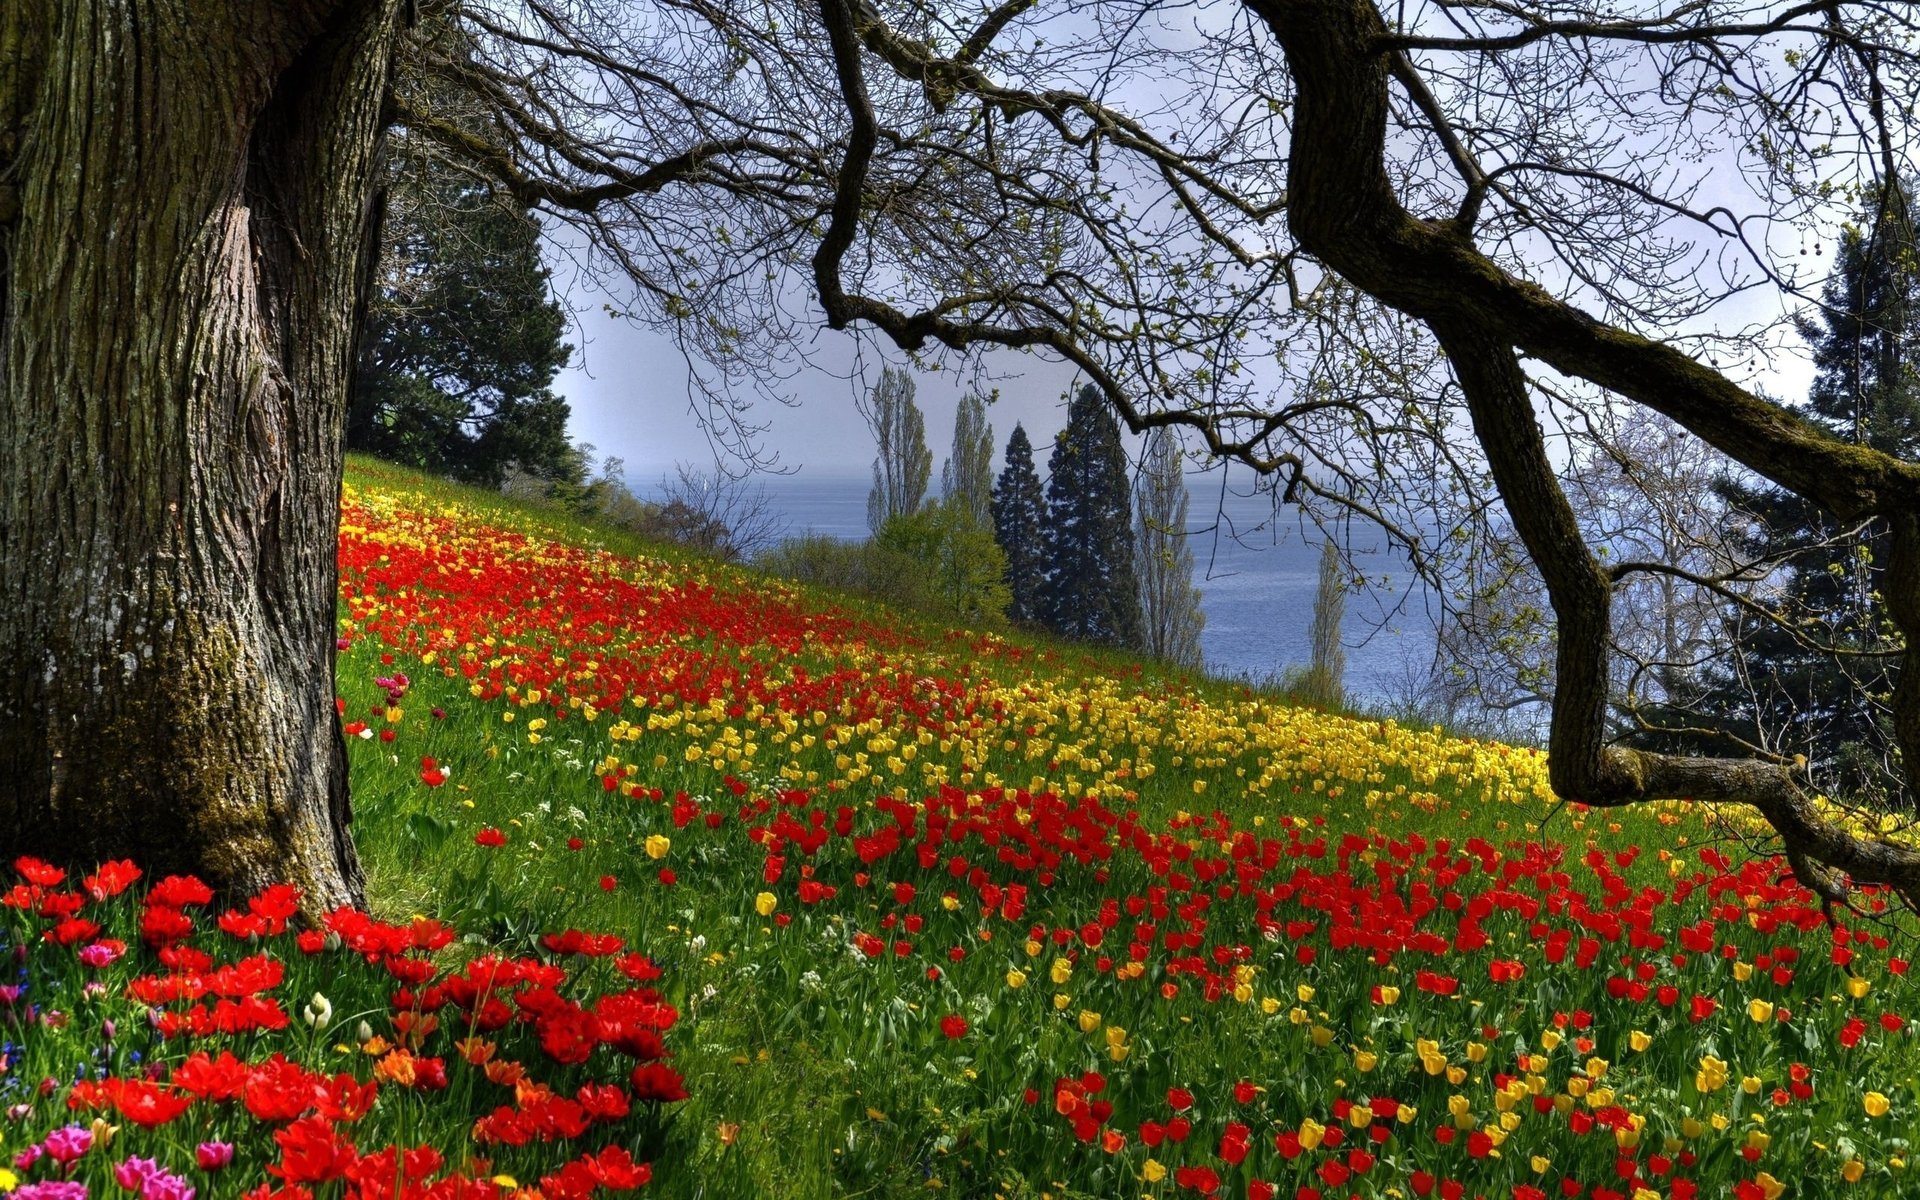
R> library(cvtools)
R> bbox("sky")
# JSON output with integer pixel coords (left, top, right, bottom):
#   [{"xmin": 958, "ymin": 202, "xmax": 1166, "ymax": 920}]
[{"xmin": 554, "ymin": 301, "xmax": 1097, "ymax": 486}]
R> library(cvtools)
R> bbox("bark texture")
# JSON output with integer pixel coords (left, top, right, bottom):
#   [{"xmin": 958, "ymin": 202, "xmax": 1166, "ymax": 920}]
[{"xmin": 0, "ymin": 1, "xmax": 401, "ymax": 907}]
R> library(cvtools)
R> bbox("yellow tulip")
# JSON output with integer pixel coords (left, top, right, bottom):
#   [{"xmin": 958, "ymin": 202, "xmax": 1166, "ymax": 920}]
[
  {"xmin": 1865, "ymin": 1091, "xmax": 1892, "ymax": 1118},
  {"xmin": 643, "ymin": 834, "xmax": 671, "ymax": 859},
  {"xmin": 1005, "ymin": 969, "xmax": 1027, "ymax": 989},
  {"xmin": 1843, "ymin": 1159, "xmax": 1867, "ymax": 1184},
  {"xmin": 1748, "ymin": 999, "xmax": 1774, "ymax": 1023},
  {"xmin": 1141, "ymin": 1159, "xmax": 1167, "ymax": 1183},
  {"xmin": 1629, "ymin": 1030, "xmax": 1653, "ymax": 1052},
  {"xmin": 753, "ymin": 892, "xmax": 777, "ymax": 917}
]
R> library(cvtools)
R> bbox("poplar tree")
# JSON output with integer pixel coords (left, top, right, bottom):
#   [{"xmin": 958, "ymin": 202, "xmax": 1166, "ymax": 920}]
[
  {"xmin": 863, "ymin": 367, "xmax": 932, "ymax": 534},
  {"xmin": 1135, "ymin": 432, "xmax": 1206, "ymax": 669},
  {"xmin": 942, "ymin": 391, "xmax": 996, "ymax": 528},
  {"xmin": 991, "ymin": 425, "xmax": 1049, "ymax": 624},
  {"xmin": 1041, "ymin": 386, "xmax": 1143, "ymax": 648}
]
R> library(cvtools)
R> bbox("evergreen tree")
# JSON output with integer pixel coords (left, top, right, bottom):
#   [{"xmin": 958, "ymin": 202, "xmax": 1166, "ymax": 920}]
[
  {"xmin": 1040, "ymin": 386, "xmax": 1143, "ymax": 647},
  {"xmin": 864, "ymin": 366, "xmax": 933, "ymax": 533},
  {"xmin": 1135, "ymin": 431, "xmax": 1206, "ymax": 668},
  {"xmin": 348, "ymin": 143, "xmax": 577, "ymax": 488},
  {"xmin": 942, "ymin": 391, "xmax": 996, "ymax": 528},
  {"xmin": 1663, "ymin": 180, "xmax": 1920, "ymax": 799},
  {"xmin": 991, "ymin": 424, "xmax": 1048, "ymax": 623}
]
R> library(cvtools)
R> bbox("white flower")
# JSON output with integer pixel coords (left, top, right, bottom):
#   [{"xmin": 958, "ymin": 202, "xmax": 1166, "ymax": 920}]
[{"xmin": 303, "ymin": 992, "xmax": 333, "ymax": 1029}]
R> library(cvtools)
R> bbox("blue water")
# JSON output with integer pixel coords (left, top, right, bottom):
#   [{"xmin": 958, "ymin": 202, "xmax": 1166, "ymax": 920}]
[{"xmin": 663, "ymin": 469, "xmax": 1438, "ymax": 705}]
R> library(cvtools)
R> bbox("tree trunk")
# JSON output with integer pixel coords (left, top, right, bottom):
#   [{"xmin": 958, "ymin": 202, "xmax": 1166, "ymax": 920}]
[{"xmin": 0, "ymin": 2, "xmax": 401, "ymax": 908}]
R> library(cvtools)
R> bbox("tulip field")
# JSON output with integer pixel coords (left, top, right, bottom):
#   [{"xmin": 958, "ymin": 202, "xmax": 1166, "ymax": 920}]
[{"xmin": 7, "ymin": 458, "xmax": 1920, "ymax": 1200}]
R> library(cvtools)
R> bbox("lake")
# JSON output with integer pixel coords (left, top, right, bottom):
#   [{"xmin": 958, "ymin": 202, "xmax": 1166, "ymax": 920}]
[{"xmin": 647, "ymin": 469, "xmax": 1439, "ymax": 706}]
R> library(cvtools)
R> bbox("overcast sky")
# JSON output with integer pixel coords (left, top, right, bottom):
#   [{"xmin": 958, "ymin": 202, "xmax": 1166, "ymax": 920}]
[{"xmin": 553, "ymin": 302, "xmax": 1104, "ymax": 485}]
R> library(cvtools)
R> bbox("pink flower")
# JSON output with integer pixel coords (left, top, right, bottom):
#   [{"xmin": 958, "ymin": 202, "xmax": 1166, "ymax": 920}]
[
  {"xmin": 194, "ymin": 1144, "xmax": 234, "ymax": 1172},
  {"xmin": 115, "ymin": 1156, "xmax": 161, "ymax": 1190},
  {"xmin": 77, "ymin": 942, "xmax": 122, "ymax": 969},
  {"xmin": 43, "ymin": 1124, "xmax": 94, "ymax": 1165}
]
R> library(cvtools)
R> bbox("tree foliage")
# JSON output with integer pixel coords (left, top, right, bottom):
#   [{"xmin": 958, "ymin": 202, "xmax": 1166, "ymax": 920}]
[
  {"xmin": 942, "ymin": 391, "xmax": 996, "ymax": 529},
  {"xmin": 991, "ymin": 424, "xmax": 1049, "ymax": 625},
  {"xmin": 876, "ymin": 497, "xmax": 1012, "ymax": 626},
  {"xmin": 863, "ymin": 367, "xmax": 932, "ymax": 534},
  {"xmin": 1135, "ymin": 432, "xmax": 1205, "ymax": 669},
  {"xmin": 348, "ymin": 136, "xmax": 575, "ymax": 488},
  {"xmin": 1041, "ymin": 386, "xmax": 1143, "ymax": 649}
]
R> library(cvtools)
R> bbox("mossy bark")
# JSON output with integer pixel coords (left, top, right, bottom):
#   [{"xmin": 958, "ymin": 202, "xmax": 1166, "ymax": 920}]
[{"xmin": 0, "ymin": 1, "xmax": 402, "ymax": 908}]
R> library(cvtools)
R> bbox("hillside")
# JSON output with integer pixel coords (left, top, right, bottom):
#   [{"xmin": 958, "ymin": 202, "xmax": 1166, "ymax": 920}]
[{"xmin": 4, "ymin": 457, "xmax": 1916, "ymax": 1200}]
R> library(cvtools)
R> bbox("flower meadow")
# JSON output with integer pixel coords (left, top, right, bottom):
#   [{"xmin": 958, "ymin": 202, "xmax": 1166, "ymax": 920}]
[{"xmin": 7, "ymin": 459, "xmax": 1920, "ymax": 1200}]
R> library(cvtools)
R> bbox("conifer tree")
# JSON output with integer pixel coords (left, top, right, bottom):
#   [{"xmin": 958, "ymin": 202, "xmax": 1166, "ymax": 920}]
[
  {"xmin": 1135, "ymin": 431, "xmax": 1206, "ymax": 668},
  {"xmin": 348, "ymin": 143, "xmax": 576, "ymax": 488},
  {"xmin": 991, "ymin": 424, "xmax": 1048, "ymax": 624},
  {"xmin": 864, "ymin": 367, "xmax": 932, "ymax": 534},
  {"xmin": 942, "ymin": 391, "xmax": 996, "ymax": 528},
  {"xmin": 1041, "ymin": 385, "xmax": 1143, "ymax": 647},
  {"xmin": 1666, "ymin": 179, "xmax": 1920, "ymax": 799}
]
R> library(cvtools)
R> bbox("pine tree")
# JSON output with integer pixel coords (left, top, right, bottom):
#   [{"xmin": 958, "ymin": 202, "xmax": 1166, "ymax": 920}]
[
  {"xmin": 1040, "ymin": 385, "xmax": 1143, "ymax": 647},
  {"xmin": 942, "ymin": 391, "xmax": 996, "ymax": 528},
  {"xmin": 1666, "ymin": 180, "xmax": 1920, "ymax": 799},
  {"xmin": 348, "ymin": 142, "xmax": 577, "ymax": 488},
  {"xmin": 991, "ymin": 424, "xmax": 1048, "ymax": 623},
  {"xmin": 1135, "ymin": 431, "xmax": 1206, "ymax": 668},
  {"xmin": 864, "ymin": 366, "xmax": 932, "ymax": 533}
]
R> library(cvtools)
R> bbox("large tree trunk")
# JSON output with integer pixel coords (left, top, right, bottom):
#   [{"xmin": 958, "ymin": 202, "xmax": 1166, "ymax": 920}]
[{"xmin": 0, "ymin": 2, "xmax": 401, "ymax": 908}]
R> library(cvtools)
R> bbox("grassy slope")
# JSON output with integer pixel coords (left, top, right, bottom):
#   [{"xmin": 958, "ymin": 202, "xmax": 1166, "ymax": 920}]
[{"xmin": 334, "ymin": 456, "xmax": 1920, "ymax": 1200}]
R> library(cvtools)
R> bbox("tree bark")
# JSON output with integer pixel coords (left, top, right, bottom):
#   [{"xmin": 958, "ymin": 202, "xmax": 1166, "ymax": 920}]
[{"xmin": 0, "ymin": 2, "xmax": 401, "ymax": 908}]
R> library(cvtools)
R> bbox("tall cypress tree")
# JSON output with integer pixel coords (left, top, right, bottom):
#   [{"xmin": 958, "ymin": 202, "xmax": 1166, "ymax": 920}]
[
  {"xmin": 1040, "ymin": 385, "xmax": 1143, "ymax": 648},
  {"xmin": 1654, "ymin": 180, "xmax": 1920, "ymax": 799},
  {"xmin": 991, "ymin": 424, "xmax": 1048, "ymax": 623}
]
